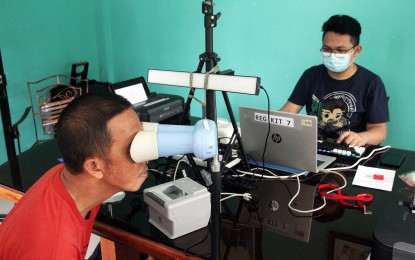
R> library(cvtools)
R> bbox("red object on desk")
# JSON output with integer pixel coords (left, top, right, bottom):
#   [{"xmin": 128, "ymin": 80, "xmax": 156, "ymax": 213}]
[{"xmin": 370, "ymin": 174, "xmax": 384, "ymax": 180}]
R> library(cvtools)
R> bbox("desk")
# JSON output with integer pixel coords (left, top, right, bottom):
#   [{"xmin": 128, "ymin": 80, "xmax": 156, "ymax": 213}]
[{"xmin": 1, "ymin": 141, "xmax": 415, "ymax": 259}]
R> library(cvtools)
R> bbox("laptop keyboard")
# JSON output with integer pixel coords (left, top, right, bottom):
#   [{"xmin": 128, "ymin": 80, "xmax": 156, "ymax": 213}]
[{"xmin": 317, "ymin": 140, "xmax": 366, "ymax": 160}]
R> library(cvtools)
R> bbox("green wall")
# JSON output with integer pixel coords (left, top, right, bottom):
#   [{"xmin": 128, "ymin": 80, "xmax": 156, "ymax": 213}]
[
  {"xmin": 1, "ymin": 0, "xmax": 414, "ymax": 164},
  {"xmin": 0, "ymin": 0, "xmax": 101, "ymax": 160}
]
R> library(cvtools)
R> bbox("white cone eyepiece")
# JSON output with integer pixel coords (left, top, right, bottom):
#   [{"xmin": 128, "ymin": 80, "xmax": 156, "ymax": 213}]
[{"xmin": 130, "ymin": 119, "xmax": 218, "ymax": 163}]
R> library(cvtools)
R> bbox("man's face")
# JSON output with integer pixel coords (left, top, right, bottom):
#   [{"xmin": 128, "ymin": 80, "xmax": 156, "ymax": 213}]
[
  {"xmin": 322, "ymin": 31, "xmax": 361, "ymax": 61},
  {"xmin": 104, "ymin": 108, "xmax": 147, "ymax": 192}
]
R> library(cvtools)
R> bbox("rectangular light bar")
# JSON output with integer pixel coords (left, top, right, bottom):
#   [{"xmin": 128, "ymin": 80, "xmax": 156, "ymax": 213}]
[{"xmin": 148, "ymin": 69, "xmax": 260, "ymax": 95}]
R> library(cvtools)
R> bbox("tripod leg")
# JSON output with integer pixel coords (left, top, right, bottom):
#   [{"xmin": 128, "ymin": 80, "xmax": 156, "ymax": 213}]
[
  {"xmin": 222, "ymin": 91, "xmax": 251, "ymax": 171},
  {"xmin": 179, "ymin": 87, "xmax": 195, "ymax": 125}
]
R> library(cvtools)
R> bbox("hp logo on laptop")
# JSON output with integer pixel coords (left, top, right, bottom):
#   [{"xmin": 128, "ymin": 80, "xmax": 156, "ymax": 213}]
[{"xmin": 271, "ymin": 133, "xmax": 282, "ymax": 143}]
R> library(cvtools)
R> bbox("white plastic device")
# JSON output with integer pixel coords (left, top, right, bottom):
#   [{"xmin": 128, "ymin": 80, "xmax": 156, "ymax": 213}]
[
  {"xmin": 143, "ymin": 177, "xmax": 211, "ymax": 239},
  {"xmin": 130, "ymin": 119, "xmax": 218, "ymax": 163}
]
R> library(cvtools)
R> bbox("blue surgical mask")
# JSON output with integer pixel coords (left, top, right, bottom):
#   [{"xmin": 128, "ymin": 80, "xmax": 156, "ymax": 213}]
[{"xmin": 321, "ymin": 49, "xmax": 356, "ymax": 73}]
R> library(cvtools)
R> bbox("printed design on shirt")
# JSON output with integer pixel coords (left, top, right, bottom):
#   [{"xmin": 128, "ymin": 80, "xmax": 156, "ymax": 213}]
[{"xmin": 311, "ymin": 91, "xmax": 357, "ymax": 139}]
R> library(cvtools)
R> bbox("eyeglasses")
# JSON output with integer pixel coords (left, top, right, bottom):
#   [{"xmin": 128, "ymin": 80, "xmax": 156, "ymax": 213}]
[{"xmin": 320, "ymin": 46, "xmax": 356, "ymax": 58}]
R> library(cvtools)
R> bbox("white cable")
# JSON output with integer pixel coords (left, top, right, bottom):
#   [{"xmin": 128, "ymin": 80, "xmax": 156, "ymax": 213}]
[
  {"xmin": 220, "ymin": 192, "xmax": 252, "ymax": 202},
  {"xmin": 287, "ymin": 175, "xmax": 327, "ymax": 214},
  {"xmin": 231, "ymin": 146, "xmax": 388, "ymax": 213},
  {"xmin": 288, "ymin": 170, "xmax": 347, "ymax": 214},
  {"xmin": 173, "ymin": 159, "xmax": 190, "ymax": 180},
  {"xmin": 235, "ymin": 168, "xmax": 309, "ymax": 179},
  {"xmin": 324, "ymin": 145, "xmax": 391, "ymax": 172}
]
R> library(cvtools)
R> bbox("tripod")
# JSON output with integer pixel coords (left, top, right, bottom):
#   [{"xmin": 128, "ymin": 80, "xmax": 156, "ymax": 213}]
[
  {"xmin": 178, "ymin": 2, "xmax": 252, "ymax": 259},
  {"xmin": 156, "ymin": 2, "xmax": 256, "ymax": 258}
]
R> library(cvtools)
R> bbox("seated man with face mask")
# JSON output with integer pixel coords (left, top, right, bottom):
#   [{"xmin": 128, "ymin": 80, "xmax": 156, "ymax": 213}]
[{"xmin": 280, "ymin": 14, "xmax": 389, "ymax": 147}]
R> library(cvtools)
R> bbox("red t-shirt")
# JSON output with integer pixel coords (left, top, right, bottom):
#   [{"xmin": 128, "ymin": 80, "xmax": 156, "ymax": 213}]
[{"xmin": 0, "ymin": 164, "xmax": 100, "ymax": 259}]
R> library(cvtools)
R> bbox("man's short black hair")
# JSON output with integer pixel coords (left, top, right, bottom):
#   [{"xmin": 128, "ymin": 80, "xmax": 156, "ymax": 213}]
[
  {"xmin": 322, "ymin": 15, "xmax": 361, "ymax": 46},
  {"xmin": 56, "ymin": 92, "xmax": 132, "ymax": 174}
]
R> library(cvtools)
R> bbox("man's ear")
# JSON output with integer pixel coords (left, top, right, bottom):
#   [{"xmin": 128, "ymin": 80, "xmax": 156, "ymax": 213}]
[
  {"xmin": 83, "ymin": 158, "xmax": 105, "ymax": 179},
  {"xmin": 354, "ymin": 45, "xmax": 363, "ymax": 56}
]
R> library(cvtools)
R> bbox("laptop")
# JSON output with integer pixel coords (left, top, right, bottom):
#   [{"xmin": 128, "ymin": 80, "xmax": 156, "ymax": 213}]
[
  {"xmin": 112, "ymin": 76, "xmax": 170, "ymax": 108},
  {"xmin": 239, "ymin": 106, "xmax": 336, "ymax": 173},
  {"xmin": 239, "ymin": 179, "xmax": 316, "ymax": 242}
]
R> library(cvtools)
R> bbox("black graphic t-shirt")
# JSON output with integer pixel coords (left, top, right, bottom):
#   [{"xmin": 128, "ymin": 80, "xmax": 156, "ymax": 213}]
[{"xmin": 288, "ymin": 64, "xmax": 389, "ymax": 140}]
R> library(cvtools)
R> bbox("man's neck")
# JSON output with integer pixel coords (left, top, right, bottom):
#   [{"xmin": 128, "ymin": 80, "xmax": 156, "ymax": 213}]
[
  {"xmin": 328, "ymin": 63, "xmax": 358, "ymax": 80},
  {"xmin": 60, "ymin": 168, "xmax": 112, "ymax": 218}
]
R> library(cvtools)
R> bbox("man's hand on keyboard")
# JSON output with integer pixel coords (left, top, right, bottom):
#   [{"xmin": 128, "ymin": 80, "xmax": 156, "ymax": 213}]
[{"xmin": 337, "ymin": 131, "xmax": 368, "ymax": 147}]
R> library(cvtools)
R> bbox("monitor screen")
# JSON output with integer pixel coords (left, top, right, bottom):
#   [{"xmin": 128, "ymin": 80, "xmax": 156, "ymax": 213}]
[
  {"xmin": 114, "ymin": 83, "xmax": 148, "ymax": 104},
  {"xmin": 112, "ymin": 76, "xmax": 151, "ymax": 105}
]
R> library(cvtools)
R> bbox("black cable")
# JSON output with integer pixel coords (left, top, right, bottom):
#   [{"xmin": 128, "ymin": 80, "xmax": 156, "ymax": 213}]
[{"xmin": 259, "ymin": 86, "xmax": 271, "ymax": 181}]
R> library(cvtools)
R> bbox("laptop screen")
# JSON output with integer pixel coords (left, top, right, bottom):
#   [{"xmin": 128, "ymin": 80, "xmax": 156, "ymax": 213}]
[
  {"xmin": 112, "ymin": 77, "xmax": 151, "ymax": 105},
  {"xmin": 114, "ymin": 83, "xmax": 148, "ymax": 104}
]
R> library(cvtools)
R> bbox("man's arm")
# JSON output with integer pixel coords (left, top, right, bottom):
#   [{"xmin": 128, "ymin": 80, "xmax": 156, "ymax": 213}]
[
  {"xmin": 337, "ymin": 122, "xmax": 387, "ymax": 146},
  {"xmin": 280, "ymin": 101, "xmax": 303, "ymax": 113},
  {"xmin": 281, "ymin": 101, "xmax": 387, "ymax": 146}
]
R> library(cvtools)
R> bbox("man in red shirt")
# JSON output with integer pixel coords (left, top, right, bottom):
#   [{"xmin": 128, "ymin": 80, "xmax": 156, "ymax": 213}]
[{"xmin": 0, "ymin": 93, "xmax": 148, "ymax": 259}]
